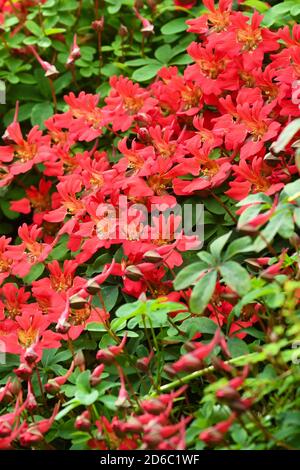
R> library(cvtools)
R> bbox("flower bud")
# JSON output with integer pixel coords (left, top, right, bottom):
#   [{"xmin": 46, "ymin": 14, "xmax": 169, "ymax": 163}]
[
  {"xmin": 19, "ymin": 428, "xmax": 44, "ymax": 447},
  {"xmin": 26, "ymin": 393, "xmax": 38, "ymax": 412},
  {"xmin": 69, "ymin": 295, "xmax": 87, "ymax": 310},
  {"xmin": 8, "ymin": 379, "xmax": 21, "ymax": 397},
  {"xmin": 44, "ymin": 379, "xmax": 61, "ymax": 395},
  {"xmin": 125, "ymin": 265, "xmax": 143, "ymax": 281},
  {"xmin": 229, "ymin": 398, "xmax": 252, "ymax": 414},
  {"xmin": 14, "ymin": 363, "xmax": 33, "ymax": 381},
  {"xmin": 74, "ymin": 350, "xmax": 85, "ymax": 369},
  {"xmin": 200, "ymin": 428, "xmax": 224, "ymax": 445},
  {"xmin": 216, "ymin": 386, "xmax": 240, "ymax": 401},
  {"xmin": 118, "ymin": 25, "xmax": 128, "ymax": 37},
  {"xmin": 92, "ymin": 17, "xmax": 104, "ymax": 32},
  {"xmin": 142, "ymin": 250, "xmax": 163, "ymax": 263},
  {"xmin": 24, "ymin": 346, "xmax": 39, "ymax": 364},
  {"xmin": 86, "ymin": 280, "xmax": 101, "ymax": 295},
  {"xmin": 141, "ymin": 399, "xmax": 165, "ymax": 415},
  {"xmin": 96, "ymin": 349, "xmax": 115, "ymax": 365},
  {"xmin": 0, "ymin": 421, "xmax": 12, "ymax": 438},
  {"xmin": 90, "ymin": 364, "xmax": 105, "ymax": 386},
  {"xmin": 56, "ymin": 319, "xmax": 71, "ymax": 334},
  {"xmin": 75, "ymin": 411, "xmax": 91, "ymax": 431},
  {"xmin": 164, "ymin": 364, "xmax": 176, "ymax": 377}
]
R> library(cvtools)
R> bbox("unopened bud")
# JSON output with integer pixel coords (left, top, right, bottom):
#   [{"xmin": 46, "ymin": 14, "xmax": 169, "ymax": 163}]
[
  {"xmin": 125, "ymin": 265, "xmax": 143, "ymax": 281},
  {"xmin": 44, "ymin": 379, "xmax": 61, "ymax": 395},
  {"xmin": 8, "ymin": 379, "xmax": 21, "ymax": 397},
  {"xmin": 14, "ymin": 363, "xmax": 33, "ymax": 380},
  {"xmin": 229, "ymin": 399, "xmax": 251, "ymax": 413},
  {"xmin": 141, "ymin": 399, "xmax": 165, "ymax": 415},
  {"xmin": 86, "ymin": 280, "xmax": 101, "ymax": 295},
  {"xmin": 164, "ymin": 364, "xmax": 176, "ymax": 377},
  {"xmin": 75, "ymin": 411, "xmax": 91, "ymax": 431},
  {"xmin": 96, "ymin": 349, "xmax": 115, "ymax": 365},
  {"xmin": 142, "ymin": 251, "xmax": 163, "ymax": 263},
  {"xmin": 70, "ymin": 295, "xmax": 87, "ymax": 310},
  {"xmin": 200, "ymin": 428, "xmax": 224, "ymax": 445},
  {"xmin": 216, "ymin": 386, "xmax": 240, "ymax": 401},
  {"xmin": 0, "ymin": 421, "xmax": 12, "ymax": 438},
  {"xmin": 56, "ymin": 319, "xmax": 71, "ymax": 334},
  {"xmin": 118, "ymin": 25, "xmax": 128, "ymax": 37},
  {"xmin": 92, "ymin": 17, "xmax": 104, "ymax": 32},
  {"xmin": 24, "ymin": 347, "xmax": 38, "ymax": 364},
  {"xmin": 74, "ymin": 350, "xmax": 85, "ymax": 369}
]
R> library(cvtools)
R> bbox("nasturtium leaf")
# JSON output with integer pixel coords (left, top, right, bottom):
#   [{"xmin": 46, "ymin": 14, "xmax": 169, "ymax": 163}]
[
  {"xmin": 190, "ymin": 270, "xmax": 217, "ymax": 314},
  {"xmin": 31, "ymin": 102, "xmax": 54, "ymax": 128},
  {"xmin": 220, "ymin": 261, "xmax": 251, "ymax": 296},
  {"xmin": 174, "ymin": 262, "xmax": 207, "ymax": 290},
  {"xmin": 161, "ymin": 18, "xmax": 188, "ymax": 35}
]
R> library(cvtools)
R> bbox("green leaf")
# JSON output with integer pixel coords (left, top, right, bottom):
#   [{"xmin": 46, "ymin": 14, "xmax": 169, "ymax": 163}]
[
  {"xmin": 243, "ymin": 0, "xmax": 268, "ymax": 12},
  {"xmin": 294, "ymin": 207, "xmax": 300, "ymax": 228},
  {"xmin": 85, "ymin": 322, "xmax": 107, "ymax": 332},
  {"xmin": 252, "ymin": 215, "xmax": 283, "ymax": 252},
  {"xmin": 224, "ymin": 236, "xmax": 252, "ymax": 260},
  {"xmin": 55, "ymin": 400, "xmax": 81, "ymax": 421},
  {"xmin": 45, "ymin": 28, "xmax": 66, "ymax": 36},
  {"xmin": 25, "ymin": 20, "xmax": 43, "ymax": 37},
  {"xmin": 100, "ymin": 285, "xmax": 119, "ymax": 312},
  {"xmin": 86, "ymin": 253, "xmax": 111, "ymax": 276},
  {"xmin": 181, "ymin": 317, "xmax": 218, "ymax": 336},
  {"xmin": 31, "ymin": 102, "xmax": 53, "ymax": 129},
  {"xmin": 75, "ymin": 371, "xmax": 98, "ymax": 406},
  {"xmin": 161, "ymin": 18, "xmax": 188, "ymax": 35},
  {"xmin": 220, "ymin": 261, "xmax": 250, "ymax": 296},
  {"xmin": 271, "ymin": 118, "xmax": 300, "ymax": 153},
  {"xmin": 155, "ymin": 45, "xmax": 172, "ymax": 64},
  {"xmin": 174, "ymin": 262, "xmax": 207, "ymax": 290},
  {"xmin": 0, "ymin": 200, "xmax": 20, "ymax": 220},
  {"xmin": 189, "ymin": 270, "xmax": 217, "ymax": 314},
  {"xmin": 170, "ymin": 53, "xmax": 193, "ymax": 65},
  {"xmin": 282, "ymin": 180, "xmax": 300, "ymax": 201},
  {"xmin": 132, "ymin": 63, "xmax": 162, "ymax": 82},
  {"xmin": 37, "ymin": 37, "xmax": 52, "ymax": 48},
  {"xmin": 23, "ymin": 263, "xmax": 45, "ymax": 283},
  {"xmin": 210, "ymin": 231, "xmax": 232, "ymax": 259},
  {"xmin": 237, "ymin": 193, "xmax": 272, "ymax": 207},
  {"xmin": 227, "ymin": 337, "xmax": 249, "ymax": 358}
]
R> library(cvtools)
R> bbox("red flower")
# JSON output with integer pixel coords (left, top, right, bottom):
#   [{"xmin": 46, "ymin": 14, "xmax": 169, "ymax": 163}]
[
  {"xmin": 3, "ymin": 310, "xmax": 61, "ymax": 361},
  {"xmin": 7, "ymin": 224, "xmax": 52, "ymax": 277},
  {"xmin": 0, "ymin": 122, "xmax": 51, "ymax": 175},
  {"xmin": 64, "ymin": 92, "xmax": 106, "ymax": 141},
  {"xmin": 104, "ymin": 76, "xmax": 158, "ymax": 132},
  {"xmin": 186, "ymin": 42, "xmax": 238, "ymax": 95},
  {"xmin": 187, "ymin": 0, "xmax": 232, "ymax": 35},
  {"xmin": 226, "ymin": 157, "xmax": 285, "ymax": 201}
]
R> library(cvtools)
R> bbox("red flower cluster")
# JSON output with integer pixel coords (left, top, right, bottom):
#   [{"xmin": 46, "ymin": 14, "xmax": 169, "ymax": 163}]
[
  {"xmin": 0, "ymin": 2, "xmax": 299, "ymax": 449},
  {"xmin": 0, "ymin": 2, "xmax": 298, "ymax": 366}
]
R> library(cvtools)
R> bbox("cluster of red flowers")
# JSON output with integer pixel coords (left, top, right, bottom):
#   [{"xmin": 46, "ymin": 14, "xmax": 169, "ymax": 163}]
[
  {"xmin": 0, "ymin": 0, "xmax": 46, "ymax": 24},
  {"xmin": 0, "ymin": 1, "xmax": 299, "ymax": 449}
]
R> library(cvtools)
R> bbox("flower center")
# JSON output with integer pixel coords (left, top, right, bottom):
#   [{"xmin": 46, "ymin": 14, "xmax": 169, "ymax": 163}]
[
  {"xmin": 70, "ymin": 306, "xmax": 91, "ymax": 325},
  {"xmin": 15, "ymin": 143, "xmax": 37, "ymax": 162},
  {"xmin": 18, "ymin": 327, "xmax": 38, "ymax": 348},
  {"xmin": 123, "ymin": 97, "xmax": 144, "ymax": 115},
  {"xmin": 207, "ymin": 11, "xmax": 230, "ymax": 32},
  {"xmin": 237, "ymin": 27, "xmax": 262, "ymax": 51}
]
